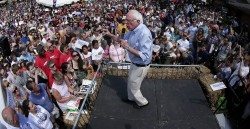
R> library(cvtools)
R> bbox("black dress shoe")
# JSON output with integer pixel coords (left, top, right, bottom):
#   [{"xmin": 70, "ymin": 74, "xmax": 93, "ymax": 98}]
[{"xmin": 133, "ymin": 102, "xmax": 149, "ymax": 109}]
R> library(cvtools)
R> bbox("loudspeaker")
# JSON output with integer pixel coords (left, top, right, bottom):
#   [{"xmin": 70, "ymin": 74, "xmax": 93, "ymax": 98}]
[{"xmin": 0, "ymin": 36, "xmax": 11, "ymax": 57}]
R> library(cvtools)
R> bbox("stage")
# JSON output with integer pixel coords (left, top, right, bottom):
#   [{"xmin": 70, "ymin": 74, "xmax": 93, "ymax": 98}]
[{"xmin": 87, "ymin": 75, "xmax": 220, "ymax": 129}]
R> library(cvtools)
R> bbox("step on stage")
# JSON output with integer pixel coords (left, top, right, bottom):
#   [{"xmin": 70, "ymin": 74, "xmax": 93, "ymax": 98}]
[{"xmin": 87, "ymin": 75, "xmax": 220, "ymax": 129}]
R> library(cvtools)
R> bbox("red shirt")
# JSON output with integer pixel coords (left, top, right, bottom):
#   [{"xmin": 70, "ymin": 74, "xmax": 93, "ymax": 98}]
[
  {"xmin": 45, "ymin": 49, "xmax": 62, "ymax": 69},
  {"xmin": 59, "ymin": 52, "xmax": 72, "ymax": 67},
  {"xmin": 34, "ymin": 55, "xmax": 50, "ymax": 77}
]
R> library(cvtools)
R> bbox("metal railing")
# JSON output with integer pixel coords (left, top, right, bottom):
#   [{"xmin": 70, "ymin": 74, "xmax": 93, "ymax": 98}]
[{"xmin": 72, "ymin": 64, "xmax": 101, "ymax": 129}]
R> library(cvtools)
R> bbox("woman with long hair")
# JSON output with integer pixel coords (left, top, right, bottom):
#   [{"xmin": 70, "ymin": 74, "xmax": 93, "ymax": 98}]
[
  {"xmin": 61, "ymin": 62, "xmax": 77, "ymax": 89},
  {"xmin": 22, "ymin": 99, "xmax": 53, "ymax": 129},
  {"xmin": 70, "ymin": 51, "xmax": 88, "ymax": 85}
]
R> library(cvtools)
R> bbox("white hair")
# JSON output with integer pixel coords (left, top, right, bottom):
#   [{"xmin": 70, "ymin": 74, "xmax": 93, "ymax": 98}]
[{"xmin": 128, "ymin": 10, "xmax": 143, "ymax": 24}]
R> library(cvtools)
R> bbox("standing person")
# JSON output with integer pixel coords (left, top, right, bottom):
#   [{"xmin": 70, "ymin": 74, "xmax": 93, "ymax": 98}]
[
  {"xmin": 26, "ymin": 80, "xmax": 59, "ymax": 119},
  {"xmin": 105, "ymin": 10, "xmax": 153, "ymax": 108}
]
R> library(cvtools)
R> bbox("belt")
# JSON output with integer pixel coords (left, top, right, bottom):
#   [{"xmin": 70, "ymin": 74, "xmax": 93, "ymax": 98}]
[{"xmin": 132, "ymin": 63, "xmax": 150, "ymax": 67}]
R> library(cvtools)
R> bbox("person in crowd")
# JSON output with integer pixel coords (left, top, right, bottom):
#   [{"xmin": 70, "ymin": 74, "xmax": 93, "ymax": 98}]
[
  {"xmin": 46, "ymin": 60, "xmax": 61, "ymax": 88},
  {"xmin": 69, "ymin": 35, "xmax": 89, "ymax": 52},
  {"xmin": 7, "ymin": 64, "xmax": 28, "ymax": 88},
  {"xmin": 206, "ymin": 29, "xmax": 221, "ymax": 53},
  {"xmin": 101, "ymin": 40, "xmax": 110, "ymax": 64},
  {"xmin": 26, "ymin": 62, "xmax": 48, "ymax": 84},
  {"xmin": 45, "ymin": 41, "xmax": 62, "ymax": 70},
  {"xmin": 160, "ymin": 37, "xmax": 177, "ymax": 64},
  {"xmin": 34, "ymin": 44, "xmax": 50, "ymax": 77},
  {"xmin": 7, "ymin": 84, "xmax": 28, "ymax": 112},
  {"xmin": 217, "ymin": 60, "xmax": 232, "ymax": 81},
  {"xmin": 80, "ymin": 45, "xmax": 92, "ymax": 63},
  {"xmin": 228, "ymin": 55, "xmax": 250, "ymax": 87},
  {"xmin": 193, "ymin": 28, "xmax": 205, "ymax": 63},
  {"xmin": 176, "ymin": 32, "xmax": 190, "ymax": 62},
  {"xmin": 80, "ymin": 45, "xmax": 94, "ymax": 77},
  {"xmin": 117, "ymin": 19, "xmax": 128, "ymax": 35},
  {"xmin": 91, "ymin": 40, "xmax": 104, "ymax": 72},
  {"xmin": 61, "ymin": 62, "xmax": 78, "ymax": 89},
  {"xmin": 51, "ymin": 72, "xmax": 76, "ymax": 112},
  {"xmin": 26, "ymin": 80, "xmax": 59, "ymax": 119},
  {"xmin": 109, "ymin": 40, "xmax": 126, "ymax": 63},
  {"xmin": 1, "ymin": 106, "xmax": 32, "ymax": 129},
  {"xmin": 70, "ymin": 51, "xmax": 88, "ymax": 84},
  {"xmin": 22, "ymin": 99, "xmax": 54, "ymax": 129},
  {"xmin": 59, "ymin": 44, "xmax": 72, "ymax": 66},
  {"xmin": 216, "ymin": 37, "xmax": 231, "ymax": 62},
  {"xmin": 152, "ymin": 43, "xmax": 161, "ymax": 64},
  {"xmin": 17, "ymin": 49, "xmax": 35, "ymax": 63}
]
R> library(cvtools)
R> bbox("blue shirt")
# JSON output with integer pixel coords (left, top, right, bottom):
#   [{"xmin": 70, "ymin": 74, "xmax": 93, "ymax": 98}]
[
  {"xmin": 20, "ymin": 37, "xmax": 30, "ymax": 44},
  {"xmin": 17, "ymin": 53, "xmax": 35, "ymax": 62},
  {"xmin": 29, "ymin": 83, "xmax": 54, "ymax": 113},
  {"xmin": 123, "ymin": 24, "xmax": 153, "ymax": 65},
  {"xmin": 18, "ymin": 113, "xmax": 33, "ymax": 129}
]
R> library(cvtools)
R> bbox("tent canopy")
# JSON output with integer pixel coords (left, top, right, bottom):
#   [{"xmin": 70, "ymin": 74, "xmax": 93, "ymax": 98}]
[{"xmin": 36, "ymin": 0, "xmax": 80, "ymax": 7}]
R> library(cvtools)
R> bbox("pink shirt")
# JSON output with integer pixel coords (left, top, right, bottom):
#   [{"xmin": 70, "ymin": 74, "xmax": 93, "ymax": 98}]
[{"xmin": 109, "ymin": 44, "xmax": 125, "ymax": 62}]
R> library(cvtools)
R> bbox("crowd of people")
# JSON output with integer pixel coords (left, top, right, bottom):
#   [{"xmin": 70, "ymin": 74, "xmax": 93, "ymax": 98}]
[{"xmin": 0, "ymin": 0, "xmax": 250, "ymax": 128}]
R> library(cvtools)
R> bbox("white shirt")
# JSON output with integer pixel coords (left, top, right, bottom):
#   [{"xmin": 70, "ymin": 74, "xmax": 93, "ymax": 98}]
[
  {"xmin": 52, "ymin": 81, "xmax": 70, "ymax": 111},
  {"xmin": 91, "ymin": 47, "xmax": 104, "ymax": 61},
  {"xmin": 28, "ymin": 105, "xmax": 53, "ymax": 129},
  {"xmin": 81, "ymin": 52, "xmax": 92, "ymax": 59},
  {"xmin": 75, "ymin": 39, "xmax": 89, "ymax": 49},
  {"xmin": 165, "ymin": 42, "xmax": 174, "ymax": 51},
  {"xmin": 229, "ymin": 62, "xmax": 249, "ymax": 86},
  {"xmin": 177, "ymin": 38, "xmax": 190, "ymax": 52},
  {"xmin": 188, "ymin": 25, "xmax": 198, "ymax": 42}
]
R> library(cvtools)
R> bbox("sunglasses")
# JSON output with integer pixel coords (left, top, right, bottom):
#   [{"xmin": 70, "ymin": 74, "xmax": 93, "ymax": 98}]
[
  {"xmin": 72, "ymin": 54, "xmax": 78, "ymax": 57},
  {"xmin": 49, "ymin": 64, "xmax": 55, "ymax": 68}
]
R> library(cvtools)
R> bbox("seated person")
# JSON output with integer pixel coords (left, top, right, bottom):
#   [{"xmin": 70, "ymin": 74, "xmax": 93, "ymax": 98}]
[
  {"xmin": 1, "ymin": 106, "xmax": 32, "ymax": 129},
  {"xmin": 22, "ymin": 99, "xmax": 53, "ymax": 129},
  {"xmin": 51, "ymin": 72, "xmax": 76, "ymax": 112},
  {"xmin": 26, "ymin": 80, "xmax": 60, "ymax": 119}
]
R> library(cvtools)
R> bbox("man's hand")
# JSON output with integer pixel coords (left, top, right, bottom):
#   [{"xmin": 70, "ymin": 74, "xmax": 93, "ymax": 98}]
[
  {"xmin": 102, "ymin": 29, "xmax": 111, "ymax": 36},
  {"xmin": 120, "ymin": 39, "xmax": 129, "ymax": 49}
]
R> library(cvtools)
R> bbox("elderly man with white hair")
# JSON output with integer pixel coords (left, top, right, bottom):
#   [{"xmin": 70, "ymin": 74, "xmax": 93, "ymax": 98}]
[{"xmin": 105, "ymin": 10, "xmax": 153, "ymax": 109}]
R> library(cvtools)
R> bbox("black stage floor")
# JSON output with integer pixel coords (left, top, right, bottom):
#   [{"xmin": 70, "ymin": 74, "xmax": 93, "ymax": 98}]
[{"xmin": 87, "ymin": 75, "xmax": 220, "ymax": 129}]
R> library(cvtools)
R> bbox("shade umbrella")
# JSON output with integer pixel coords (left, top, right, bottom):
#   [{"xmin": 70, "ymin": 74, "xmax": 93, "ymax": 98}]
[{"xmin": 36, "ymin": 0, "xmax": 80, "ymax": 7}]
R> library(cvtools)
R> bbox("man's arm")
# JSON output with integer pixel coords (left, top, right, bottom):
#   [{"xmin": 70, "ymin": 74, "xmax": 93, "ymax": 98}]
[
  {"xmin": 103, "ymin": 29, "xmax": 121, "ymax": 42},
  {"xmin": 120, "ymin": 33, "xmax": 152, "ymax": 61}
]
